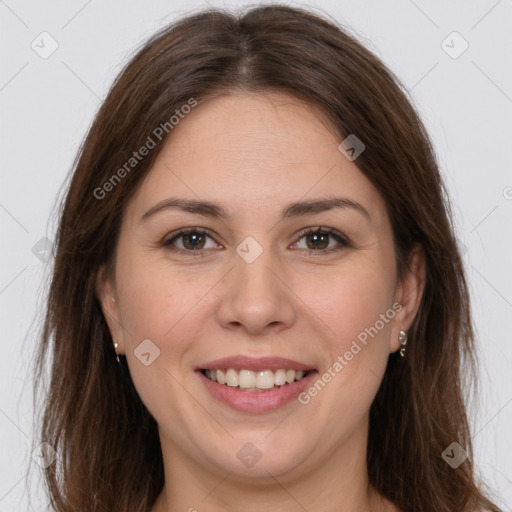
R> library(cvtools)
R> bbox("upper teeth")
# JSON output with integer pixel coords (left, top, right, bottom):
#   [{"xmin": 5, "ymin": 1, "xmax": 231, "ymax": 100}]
[{"xmin": 205, "ymin": 368, "xmax": 308, "ymax": 390}]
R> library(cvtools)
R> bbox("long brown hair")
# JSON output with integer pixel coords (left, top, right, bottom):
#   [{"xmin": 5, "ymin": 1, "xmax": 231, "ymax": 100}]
[{"xmin": 32, "ymin": 4, "xmax": 501, "ymax": 511}]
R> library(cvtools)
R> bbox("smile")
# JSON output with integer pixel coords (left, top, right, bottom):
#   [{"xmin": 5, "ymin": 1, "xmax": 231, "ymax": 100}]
[{"xmin": 201, "ymin": 368, "xmax": 310, "ymax": 392}]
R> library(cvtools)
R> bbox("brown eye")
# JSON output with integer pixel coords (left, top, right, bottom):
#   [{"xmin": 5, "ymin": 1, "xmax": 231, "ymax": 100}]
[
  {"xmin": 293, "ymin": 227, "xmax": 349, "ymax": 254},
  {"xmin": 305, "ymin": 232, "xmax": 330, "ymax": 250},
  {"xmin": 163, "ymin": 228, "xmax": 219, "ymax": 254},
  {"xmin": 181, "ymin": 232, "xmax": 206, "ymax": 250}
]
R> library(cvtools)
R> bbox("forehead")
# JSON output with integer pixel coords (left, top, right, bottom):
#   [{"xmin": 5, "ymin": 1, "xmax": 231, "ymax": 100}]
[{"xmin": 125, "ymin": 92, "xmax": 387, "ymax": 227}]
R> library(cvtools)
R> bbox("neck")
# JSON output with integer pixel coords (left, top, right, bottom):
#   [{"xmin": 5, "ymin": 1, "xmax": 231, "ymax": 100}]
[{"xmin": 153, "ymin": 481, "xmax": 391, "ymax": 512}]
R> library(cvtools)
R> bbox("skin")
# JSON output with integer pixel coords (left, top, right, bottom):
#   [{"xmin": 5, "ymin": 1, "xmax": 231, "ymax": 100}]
[{"xmin": 96, "ymin": 91, "xmax": 425, "ymax": 512}]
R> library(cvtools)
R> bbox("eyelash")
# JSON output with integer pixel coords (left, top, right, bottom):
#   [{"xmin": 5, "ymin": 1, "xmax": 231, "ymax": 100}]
[{"xmin": 162, "ymin": 226, "xmax": 349, "ymax": 257}]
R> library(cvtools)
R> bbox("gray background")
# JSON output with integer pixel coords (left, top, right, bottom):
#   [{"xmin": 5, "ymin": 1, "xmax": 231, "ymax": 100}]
[{"xmin": 1, "ymin": 0, "xmax": 511, "ymax": 510}]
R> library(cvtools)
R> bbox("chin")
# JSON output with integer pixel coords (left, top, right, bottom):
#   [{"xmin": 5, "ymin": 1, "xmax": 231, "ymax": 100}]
[{"xmin": 200, "ymin": 435, "xmax": 309, "ymax": 482}]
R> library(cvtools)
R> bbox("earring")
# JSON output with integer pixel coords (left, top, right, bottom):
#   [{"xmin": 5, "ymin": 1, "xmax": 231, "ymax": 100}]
[
  {"xmin": 113, "ymin": 341, "xmax": 121, "ymax": 363},
  {"xmin": 398, "ymin": 330, "xmax": 408, "ymax": 357}
]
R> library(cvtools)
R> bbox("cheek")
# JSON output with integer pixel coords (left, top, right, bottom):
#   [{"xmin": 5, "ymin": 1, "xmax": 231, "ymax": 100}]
[
  {"xmin": 116, "ymin": 252, "xmax": 204, "ymax": 344},
  {"xmin": 115, "ymin": 261, "xmax": 205, "ymax": 428},
  {"xmin": 308, "ymin": 260, "xmax": 395, "ymax": 355},
  {"xmin": 114, "ymin": 253, "xmax": 221, "ymax": 403},
  {"xmin": 297, "ymin": 269, "xmax": 395, "ymax": 437}
]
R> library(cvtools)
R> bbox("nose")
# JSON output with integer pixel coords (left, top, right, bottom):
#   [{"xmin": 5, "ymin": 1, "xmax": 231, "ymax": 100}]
[{"xmin": 216, "ymin": 247, "xmax": 297, "ymax": 336}]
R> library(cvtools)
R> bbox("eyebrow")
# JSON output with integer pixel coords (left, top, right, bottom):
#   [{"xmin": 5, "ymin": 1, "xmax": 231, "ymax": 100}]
[{"xmin": 140, "ymin": 196, "xmax": 371, "ymax": 223}]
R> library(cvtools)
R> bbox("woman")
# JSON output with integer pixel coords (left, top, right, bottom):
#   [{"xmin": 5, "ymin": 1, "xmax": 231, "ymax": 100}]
[{"xmin": 33, "ymin": 4, "xmax": 502, "ymax": 511}]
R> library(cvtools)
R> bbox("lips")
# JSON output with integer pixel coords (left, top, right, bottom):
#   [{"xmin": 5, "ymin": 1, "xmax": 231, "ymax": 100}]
[{"xmin": 196, "ymin": 355, "xmax": 317, "ymax": 412}]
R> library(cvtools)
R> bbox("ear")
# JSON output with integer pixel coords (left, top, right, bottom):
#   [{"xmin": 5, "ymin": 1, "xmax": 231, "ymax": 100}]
[
  {"xmin": 95, "ymin": 263, "xmax": 125, "ymax": 355},
  {"xmin": 390, "ymin": 244, "xmax": 426, "ymax": 353}
]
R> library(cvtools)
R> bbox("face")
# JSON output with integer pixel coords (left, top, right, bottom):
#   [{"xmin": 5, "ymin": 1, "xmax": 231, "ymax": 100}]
[{"xmin": 96, "ymin": 91, "xmax": 424, "ymax": 484}]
